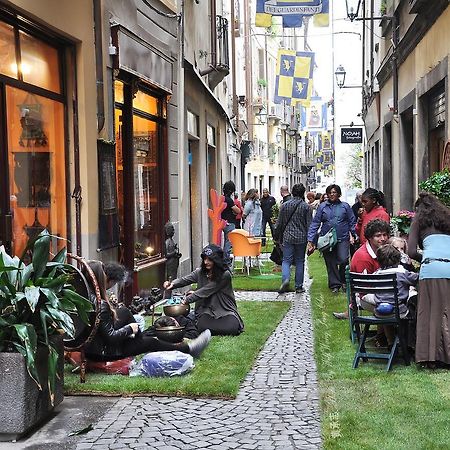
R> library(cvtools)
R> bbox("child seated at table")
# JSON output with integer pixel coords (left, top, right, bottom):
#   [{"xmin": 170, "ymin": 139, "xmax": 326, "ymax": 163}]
[{"xmin": 361, "ymin": 244, "xmax": 418, "ymax": 346}]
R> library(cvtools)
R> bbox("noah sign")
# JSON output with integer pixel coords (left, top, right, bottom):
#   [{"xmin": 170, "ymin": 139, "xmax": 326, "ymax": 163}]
[{"xmin": 341, "ymin": 127, "xmax": 363, "ymax": 144}]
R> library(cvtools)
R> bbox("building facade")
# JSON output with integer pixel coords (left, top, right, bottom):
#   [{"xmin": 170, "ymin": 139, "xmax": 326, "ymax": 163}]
[
  {"xmin": 0, "ymin": 0, "xmax": 236, "ymax": 301},
  {"xmin": 361, "ymin": 0, "xmax": 449, "ymax": 212}
]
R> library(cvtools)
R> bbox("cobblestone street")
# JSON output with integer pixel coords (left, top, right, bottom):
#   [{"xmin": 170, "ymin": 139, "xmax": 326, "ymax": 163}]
[{"xmin": 76, "ymin": 282, "xmax": 322, "ymax": 450}]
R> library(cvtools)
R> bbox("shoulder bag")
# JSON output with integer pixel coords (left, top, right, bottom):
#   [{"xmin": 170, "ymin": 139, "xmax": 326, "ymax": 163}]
[
  {"xmin": 270, "ymin": 201, "xmax": 301, "ymax": 265},
  {"xmin": 317, "ymin": 204, "xmax": 341, "ymax": 253}
]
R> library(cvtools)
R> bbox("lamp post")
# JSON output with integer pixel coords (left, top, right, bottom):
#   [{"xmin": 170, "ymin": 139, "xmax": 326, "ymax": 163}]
[
  {"xmin": 345, "ymin": 0, "xmax": 398, "ymax": 116},
  {"xmin": 334, "ymin": 65, "xmax": 362, "ymax": 89}
]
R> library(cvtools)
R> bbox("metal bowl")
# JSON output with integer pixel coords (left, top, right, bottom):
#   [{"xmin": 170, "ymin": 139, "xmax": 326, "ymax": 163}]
[
  {"xmin": 154, "ymin": 326, "xmax": 185, "ymax": 343},
  {"xmin": 163, "ymin": 302, "xmax": 190, "ymax": 317}
]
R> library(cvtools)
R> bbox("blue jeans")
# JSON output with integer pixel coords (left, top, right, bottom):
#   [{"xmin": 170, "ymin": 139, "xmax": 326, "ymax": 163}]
[
  {"xmin": 223, "ymin": 222, "xmax": 236, "ymax": 268},
  {"xmin": 282, "ymin": 242, "xmax": 307, "ymax": 289}
]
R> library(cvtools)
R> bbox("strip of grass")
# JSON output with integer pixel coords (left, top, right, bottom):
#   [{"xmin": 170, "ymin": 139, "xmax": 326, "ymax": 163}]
[
  {"xmin": 65, "ymin": 300, "xmax": 290, "ymax": 398},
  {"xmin": 308, "ymin": 253, "xmax": 450, "ymax": 449}
]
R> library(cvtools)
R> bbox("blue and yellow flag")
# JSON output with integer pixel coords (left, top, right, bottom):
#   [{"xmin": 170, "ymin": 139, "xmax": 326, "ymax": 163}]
[
  {"xmin": 256, "ymin": 0, "xmax": 329, "ymax": 29},
  {"xmin": 274, "ymin": 50, "xmax": 314, "ymax": 106}
]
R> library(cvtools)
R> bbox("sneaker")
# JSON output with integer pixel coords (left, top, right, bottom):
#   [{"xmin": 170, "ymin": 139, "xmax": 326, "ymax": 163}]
[
  {"xmin": 332, "ymin": 311, "xmax": 349, "ymax": 320},
  {"xmin": 278, "ymin": 280, "xmax": 290, "ymax": 294},
  {"xmin": 295, "ymin": 286, "xmax": 305, "ymax": 294},
  {"xmin": 187, "ymin": 329, "xmax": 211, "ymax": 358},
  {"xmin": 331, "ymin": 287, "xmax": 340, "ymax": 294}
]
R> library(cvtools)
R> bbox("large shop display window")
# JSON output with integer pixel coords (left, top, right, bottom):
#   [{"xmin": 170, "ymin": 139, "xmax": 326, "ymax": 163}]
[
  {"xmin": 114, "ymin": 81, "xmax": 165, "ymax": 265},
  {"xmin": 0, "ymin": 19, "xmax": 66, "ymax": 257}
]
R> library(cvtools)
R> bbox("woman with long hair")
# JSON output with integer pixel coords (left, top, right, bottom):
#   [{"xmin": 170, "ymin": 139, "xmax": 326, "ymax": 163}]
[
  {"xmin": 408, "ymin": 193, "xmax": 450, "ymax": 367},
  {"xmin": 83, "ymin": 261, "xmax": 211, "ymax": 361},
  {"xmin": 356, "ymin": 188, "xmax": 390, "ymax": 245},
  {"xmin": 164, "ymin": 244, "xmax": 244, "ymax": 336},
  {"xmin": 243, "ymin": 188, "xmax": 263, "ymax": 236}
]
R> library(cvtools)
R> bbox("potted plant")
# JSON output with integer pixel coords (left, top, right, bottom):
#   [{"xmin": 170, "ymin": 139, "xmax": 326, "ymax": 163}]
[
  {"xmin": 0, "ymin": 230, "xmax": 92, "ymax": 441},
  {"xmin": 390, "ymin": 210, "xmax": 415, "ymax": 237},
  {"xmin": 419, "ymin": 169, "xmax": 450, "ymax": 207}
]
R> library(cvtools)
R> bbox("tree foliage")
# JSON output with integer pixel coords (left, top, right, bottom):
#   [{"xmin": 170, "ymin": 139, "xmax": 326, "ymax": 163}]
[{"xmin": 345, "ymin": 143, "xmax": 363, "ymax": 189}]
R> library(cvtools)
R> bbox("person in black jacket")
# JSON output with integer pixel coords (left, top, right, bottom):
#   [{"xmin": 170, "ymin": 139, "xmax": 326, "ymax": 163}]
[
  {"xmin": 83, "ymin": 260, "xmax": 211, "ymax": 361},
  {"xmin": 260, "ymin": 188, "xmax": 276, "ymax": 246}
]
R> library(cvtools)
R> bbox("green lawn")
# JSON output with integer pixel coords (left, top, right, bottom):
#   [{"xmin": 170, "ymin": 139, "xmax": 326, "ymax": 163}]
[
  {"xmin": 308, "ymin": 253, "xmax": 450, "ymax": 449},
  {"xmin": 65, "ymin": 300, "xmax": 290, "ymax": 398}
]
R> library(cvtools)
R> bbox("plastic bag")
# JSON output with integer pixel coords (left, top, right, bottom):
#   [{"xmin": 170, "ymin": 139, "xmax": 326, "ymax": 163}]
[{"xmin": 129, "ymin": 351, "xmax": 194, "ymax": 377}]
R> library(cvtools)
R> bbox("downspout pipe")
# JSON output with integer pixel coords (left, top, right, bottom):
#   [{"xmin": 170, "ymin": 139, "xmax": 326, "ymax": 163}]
[{"xmin": 93, "ymin": 0, "xmax": 105, "ymax": 133}]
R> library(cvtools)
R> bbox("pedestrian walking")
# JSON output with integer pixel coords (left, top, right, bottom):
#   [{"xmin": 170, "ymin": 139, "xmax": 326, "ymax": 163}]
[
  {"xmin": 275, "ymin": 183, "xmax": 312, "ymax": 294},
  {"xmin": 307, "ymin": 184, "xmax": 356, "ymax": 294},
  {"xmin": 260, "ymin": 188, "xmax": 276, "ymax": 246},
  {"xmin": 408, "ymin": 192, "xmax": 450, "ymax": 368},
  {"xmin": 243, "ymin": 188, "xmax": 263, "ymax": 237},
  {"xmin": 221, "ymin": 181, "xmax": 241, "ymax": 269}
]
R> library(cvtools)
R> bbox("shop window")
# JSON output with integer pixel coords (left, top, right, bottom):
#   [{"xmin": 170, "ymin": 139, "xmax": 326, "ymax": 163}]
[
  {"xmin": 6, "ymin": 86, "xmax": 66, "ymax": 256},
  {"xmin": 114, "ymin": 80, "xmax": 124, "ymax": 104},
  {"xmin": 0, "ymin": 22, "xmax": 17, "ymax": 78},
  {"xmin": 19, "ymin": 30, "xmax": 61, "ymax": 93},
  {"xmin": 132, "ymin": 114, "xmax": 161, "ymax": 261},
  {"xmin": 114, "ymin": 83, "xmax": 165, "ymax": 266},
  {"xmin": 133, "ymin": 89, "xmax": 158, "ymax": 116}
]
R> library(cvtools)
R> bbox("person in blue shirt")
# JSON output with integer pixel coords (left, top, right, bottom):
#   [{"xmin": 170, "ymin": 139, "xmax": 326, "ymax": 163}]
[{"xmin": 307, "ymin": 184, "xmax": 356, "ymax": 293}]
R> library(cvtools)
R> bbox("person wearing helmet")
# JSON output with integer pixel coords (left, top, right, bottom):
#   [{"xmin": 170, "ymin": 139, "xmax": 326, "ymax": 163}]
[{"xmin": 164, "ymin": 244, "xmax": 244, "ymax": 336}]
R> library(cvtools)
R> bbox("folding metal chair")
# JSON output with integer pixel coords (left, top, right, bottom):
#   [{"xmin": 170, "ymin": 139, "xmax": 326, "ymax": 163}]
[{"xmin": 348, "ymin": 271, "xmax": 410, "ymax": 371}]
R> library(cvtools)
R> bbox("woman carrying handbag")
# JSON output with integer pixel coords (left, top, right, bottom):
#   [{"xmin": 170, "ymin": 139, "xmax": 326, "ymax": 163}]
[{"xmin": 307, "ymin": 184, "xmax": 356, "ymax": 294}]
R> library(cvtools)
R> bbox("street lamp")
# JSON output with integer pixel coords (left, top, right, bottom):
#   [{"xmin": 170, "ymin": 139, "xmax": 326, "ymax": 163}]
[
  {"xmin": 335, "ymin": 64, "xmax": 346, "ymax": 88},
  {"xmin": 275, "ymin": 130, "xmax": 282, "ymax": 143},
  {"xmin": 335, "ymin": 65, "xmax": 362, "ymax": 89},
  {"xmin": 345, "ymin": 0, "xmax": 362, "ymax": 22}
]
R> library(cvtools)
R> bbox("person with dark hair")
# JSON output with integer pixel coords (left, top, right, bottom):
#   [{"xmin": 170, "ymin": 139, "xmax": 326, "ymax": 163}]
[
  {"xmin": 103, "ymin": 262, "xmax": 127, "ymax": 290},
  {"xmin": 275, "ymin": 183, "xmax": 312, "ymax": 294},
  {"xmin": 307, "ymin": 184, "xmax": 356, "ymax": 294},
  {"xmin": 356, "ymin": 188, "xmax": 390, "ymax": 245},
  {"xmin": 408, "ymin": 192, "xmax": 450, "ymax": 367},
  {"xmin": 83, "ymin": 261, "xmax": 211, "ymax": 361},
  {"xmin": 221, "ymin": 180, "xmax": 241, "ymax": 269},
  {"xmin": 164, "ymin": 244, "xmax": 244, "ymax": 336},
  {"xmin": 359, "ymin": 244, "xmax": 418, "ymax": 347},
  {"xmin": 164, "ymin": 222, "xmax": 182, "ymax": 282},
  {"xmin": 260, "ymin": 188, "xmax": 276, "ymax": 245},
  {"xmin": 332, "ymin": 218, "xmax": 390, "ymax": 320}
]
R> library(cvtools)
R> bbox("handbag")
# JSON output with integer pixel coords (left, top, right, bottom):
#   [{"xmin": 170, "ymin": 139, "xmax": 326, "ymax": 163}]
[
  {"xmin": 269, "ymin": 243, "xmax": 283, "ymax": 265},
  {"xmin": 317, "ymin": 203, "xmax": 342, "ymax": 253},
  {"xmin": 317, "ymin": 227, "xmax": 337, "ymax": 253}
]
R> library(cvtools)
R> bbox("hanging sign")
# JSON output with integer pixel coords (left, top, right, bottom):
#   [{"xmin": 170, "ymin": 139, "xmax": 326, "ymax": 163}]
[{"xmin": 341, "ymin": 127, "xmax": 363, "ymax": 144}]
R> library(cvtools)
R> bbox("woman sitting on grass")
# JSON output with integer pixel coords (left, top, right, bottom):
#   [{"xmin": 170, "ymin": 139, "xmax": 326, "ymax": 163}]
[
  {"xmin": 164, "ymin": 244, "xmax": 244, "ymax": 336},
  {"xmin": 83, "ymin": 260, "xmax": 211, "ymax": 361}
]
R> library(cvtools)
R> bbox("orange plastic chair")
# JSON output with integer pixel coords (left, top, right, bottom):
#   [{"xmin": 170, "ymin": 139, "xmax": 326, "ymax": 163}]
[{"xmin": 228, "ymin": 229, "xmax": 262, "ymax": 275}]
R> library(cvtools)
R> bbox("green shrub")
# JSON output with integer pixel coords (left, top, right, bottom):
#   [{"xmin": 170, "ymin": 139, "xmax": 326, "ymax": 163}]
[{"xmin": 419, "ymin": 169, "xmax": 450, "ymax": 206}]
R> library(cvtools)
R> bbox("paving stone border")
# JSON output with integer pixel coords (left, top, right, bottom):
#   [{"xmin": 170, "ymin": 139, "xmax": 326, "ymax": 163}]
[{"xmin": 77, "ymin": 278, "xmax": 322, "ymax": 449}]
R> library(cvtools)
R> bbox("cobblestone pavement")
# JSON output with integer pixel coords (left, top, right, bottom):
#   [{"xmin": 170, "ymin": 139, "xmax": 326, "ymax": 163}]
[{"xmin": 77, "ymin": 281, "xmax": 322, "ymax": 450}]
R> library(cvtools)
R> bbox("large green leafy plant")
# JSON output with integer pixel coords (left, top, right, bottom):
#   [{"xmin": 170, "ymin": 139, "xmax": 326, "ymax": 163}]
[
  {"xmin": 0, "ymin": 230, "xmax": 92, "ymax": 405},
  {"xmin": 419, "ymin": 169, "xmax": 450, "ymax": 207}
]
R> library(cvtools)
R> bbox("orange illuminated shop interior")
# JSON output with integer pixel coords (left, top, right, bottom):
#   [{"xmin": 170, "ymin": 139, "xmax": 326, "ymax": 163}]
[
  {"xmin": 114, "ymin": 80, "xmax": 163, "ymax": 264},
  {"xmin": 1, "ymin": 22, "xmax": 66, "ymax": 257}
]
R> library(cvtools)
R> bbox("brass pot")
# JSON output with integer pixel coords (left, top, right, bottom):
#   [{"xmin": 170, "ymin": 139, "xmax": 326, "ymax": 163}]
[
  {"xmin": 154, "ymin": 326, "xmax": 185, "ymax": 343},
  {"xmin": 163, "ymin": 302, "xmax": 190, "ymax": 317}
]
